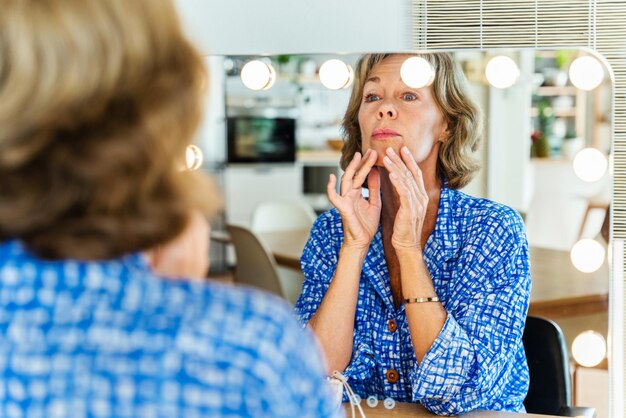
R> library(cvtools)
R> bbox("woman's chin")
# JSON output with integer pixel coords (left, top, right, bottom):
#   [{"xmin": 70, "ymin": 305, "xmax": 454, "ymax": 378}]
[{"xmin": 369, "ymin": 143, "xmax": 402, "ymax": 159}]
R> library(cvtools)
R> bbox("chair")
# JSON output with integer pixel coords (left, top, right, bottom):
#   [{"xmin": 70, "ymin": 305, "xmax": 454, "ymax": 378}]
[
  {"xmin": 249, "ymin": 200, "xmax": 314, "ymax": 305},
  {"xmin": 226, "ymin": 224, "xmax": 285, "ymax": 299},
  {"xmin": 522, "ymin": 316, "xmax": 596, "ymax": 417},
  {"xmin": 578, "ymin": 180, "xmax": 611, "ymax": 241},
  {"xmin": 250, "ymin": 200, "xmax": 317, "ymax": 233}
]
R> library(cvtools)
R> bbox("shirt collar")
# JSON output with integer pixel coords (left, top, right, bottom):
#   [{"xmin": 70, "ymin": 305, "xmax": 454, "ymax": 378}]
[
  {"xmin": 424, "ymin": 178, "xmax": 462, "ymax": 262},
  {"xmin": 363, "ymin": 179, "xmax": 462, "ymax": 313}
]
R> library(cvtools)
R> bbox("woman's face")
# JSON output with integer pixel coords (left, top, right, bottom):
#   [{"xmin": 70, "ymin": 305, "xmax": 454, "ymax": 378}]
[{"xmin": 358, "ymin": 55, "xmax": 448, "ymax": 168}]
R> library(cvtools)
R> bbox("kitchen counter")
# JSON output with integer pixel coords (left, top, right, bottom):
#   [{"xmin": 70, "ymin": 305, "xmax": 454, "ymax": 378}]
[{"xmin": 297, "ymin": 149, "xmax": 342, "ymax": 166}]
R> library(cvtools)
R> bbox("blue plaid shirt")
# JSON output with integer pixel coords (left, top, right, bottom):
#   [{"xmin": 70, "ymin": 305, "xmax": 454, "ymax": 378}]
[
  {"xmin": 0, "ymin": 240, "xmax": 342, "ymax": 418},
  {"xmin": 296, "ymin": 183, "xmax": 531, "ymax": 416}
]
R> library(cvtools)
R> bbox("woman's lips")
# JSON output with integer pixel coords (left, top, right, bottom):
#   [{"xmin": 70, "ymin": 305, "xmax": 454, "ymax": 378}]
[{"xmin": 371, "ymin": 128, "xmax": 400, "ymax": 140}]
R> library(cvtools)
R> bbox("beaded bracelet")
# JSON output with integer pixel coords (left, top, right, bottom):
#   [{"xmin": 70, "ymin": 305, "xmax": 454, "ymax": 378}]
[{"xmin": 403, "ymin": 296, "xmax": 439, "ymax": 304}]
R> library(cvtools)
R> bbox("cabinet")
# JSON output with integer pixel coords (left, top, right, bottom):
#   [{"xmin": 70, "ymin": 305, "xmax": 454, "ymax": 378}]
[
  {"xmin": 297, "ymin": 150, "xmax": 343, "ymax": 214},
  {"xmin": 224, "ymin": 164, "xmax": 302, "ymax": 227},
  {"xmin": 530, "ymin": 51, "xmax": 611, "ymax": 157},
  {"xmin": 531, "ymin": 85, "xmax": 587, "ymax": 156}
]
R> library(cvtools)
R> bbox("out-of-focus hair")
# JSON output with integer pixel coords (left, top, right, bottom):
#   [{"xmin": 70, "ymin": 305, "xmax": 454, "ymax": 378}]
[
  {"xmin": 0, "ymin": 0, "xmax": 220, "ymax": 259},
  {"xmin": 340, "ymin": 53, "xmax": 482, "ymax": 189}
]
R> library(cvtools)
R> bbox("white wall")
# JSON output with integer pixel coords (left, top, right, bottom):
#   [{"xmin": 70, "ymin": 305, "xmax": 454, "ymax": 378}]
[
  {"xmin": 486, "ymin": 50, "xmax": 534, "ymax": 214},
  {"xmin": 174, "ymin": 0, "xmax": 411, "ymax": 55}
]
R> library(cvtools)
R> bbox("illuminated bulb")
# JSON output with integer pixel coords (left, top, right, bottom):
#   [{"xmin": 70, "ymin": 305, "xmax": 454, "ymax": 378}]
[
  {"xmin": 485, "ymin": 56, "xmax": 520, "ymax": 89},
  {"xmin": 185, "ymin": 144, "xmax": 203, "ymax": 171},
  {"xmin": 572, "ymin": 331, "xmax": 606, "ymax": 367},
  {"xmin": 319, "ymin": 59, "xmax": 354, "ymax": 90},
  {"xmin": 570, "ymin": 239, "xmax": 605, "ymax": 273},
  {"xmin": 400, "ymin": 56, "xmax": 435, "ymax": 88},
  {"xmin": 572, "ymin": 148, "xmax": 608, "ymax": 182},
  {"xmin": 240, "ymin": 60, "xmax": 276, "ymax": 90},
  {"xmin": 569, "ymin": 56, "xmax": 604, "ymax": 91}
]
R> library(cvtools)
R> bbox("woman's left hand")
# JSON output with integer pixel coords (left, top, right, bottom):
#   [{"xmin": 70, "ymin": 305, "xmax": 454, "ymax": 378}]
[{"xmin": 382, "ymin": 146, "xmax": 428, "ymax": 251}]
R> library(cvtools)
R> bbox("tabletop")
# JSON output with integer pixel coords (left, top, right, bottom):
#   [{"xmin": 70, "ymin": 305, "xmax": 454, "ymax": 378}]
[
  {"xmin": 256, "ymin": 229, "xmax": 608, "ymax": 317},
  {"xmin": 341, "ymin": 402, "xmax": 562, "ymax": 417}
]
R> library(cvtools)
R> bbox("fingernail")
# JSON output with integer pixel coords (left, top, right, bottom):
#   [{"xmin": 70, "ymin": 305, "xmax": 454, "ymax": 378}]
[
  {"xmin": 386, "ymin": 147, "xmax": 395, "ymax": 155},
  {"xmin": 383, "ymin": 156, "xmax": 392, "ymax": 165},
  {"xmin": 402, "ymin": 147, "xmax": 410, "ymax": 155}
]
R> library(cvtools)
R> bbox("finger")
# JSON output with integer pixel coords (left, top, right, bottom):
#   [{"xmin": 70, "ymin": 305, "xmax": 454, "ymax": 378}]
[
  {"xmin": 327, "ymin": 173, "xmax": 341, "ymax": 207},
  {"xmin": 340, "ymin": 152, "xmax": 362, "ymax": 195},
  {"xmin": 383, "ymin": 148, "xmax": 423, "ymax": 206},
  {"xmin": 383, "ymin": 154, "xmax": 411, "ymax": 185},
  {"xmin": 352, "ymin": 149, "xmax": 377, "ymax": 188},
  {"xmin": 367, "ymin": 166, "xmax": 382, "ymax": 208},
  {"xmin": 400, "ymin": 146, "xmax": 427, "ymax": 197},
  {"xmin": 383, "ymin": 151, "xmax": 419, "ymax": 206},
  {"xmin": 384, "ymin": 147, "xmax": 412, "ymax": 179},
  {"xmin": 387, "ymin": 170, "xmax": 415, "ymax": 210}
]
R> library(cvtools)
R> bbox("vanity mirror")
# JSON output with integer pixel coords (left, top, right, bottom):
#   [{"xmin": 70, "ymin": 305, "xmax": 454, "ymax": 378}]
[
  {"xmin": 200, "ymin": 50, "xmax": 612, "ymax": 415},
  {"xmin": 175, "ymin": 1, "xmax": 625, "ymax": 417}
]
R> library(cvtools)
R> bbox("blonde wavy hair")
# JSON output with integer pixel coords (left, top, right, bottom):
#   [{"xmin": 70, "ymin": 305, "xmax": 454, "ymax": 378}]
[
  {"xmin": 340, "ymin": 53, "xmax": 482, "ymax": 189},
  {"xmin": 0, "ymin": 0, "xmax": 219, "ymax": 259}
]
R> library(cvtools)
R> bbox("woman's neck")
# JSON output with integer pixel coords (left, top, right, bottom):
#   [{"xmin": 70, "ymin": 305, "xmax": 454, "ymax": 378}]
[
  {"xmin": 378, "ymin": 166, "xmax": 442, "ymax": 309},
  {"xmin": 378, "ymin": 168, "xmax": 441, "ymax": 225}
]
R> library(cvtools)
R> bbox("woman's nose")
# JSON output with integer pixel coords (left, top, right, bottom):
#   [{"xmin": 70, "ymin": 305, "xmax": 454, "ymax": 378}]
[{"xmin": 377, "ymin": 104, "xmax": 397, "ymax": 119}]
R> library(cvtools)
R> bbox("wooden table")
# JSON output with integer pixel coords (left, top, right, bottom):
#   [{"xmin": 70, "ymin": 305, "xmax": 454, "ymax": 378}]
[
  {"xmin": 256, "ymin": 229, "xmax": 609, "ymax": 318},
  {"xmin": 342, "ymin": 402, "xmax": 561, "ymax": 417}
]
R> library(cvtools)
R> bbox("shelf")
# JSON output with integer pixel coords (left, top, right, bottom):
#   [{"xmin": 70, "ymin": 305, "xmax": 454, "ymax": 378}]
[
  {"xmin": 530, "ymin": 108, "xmax": 577, "ymax": 118},
  {"xmin": 535, "ymin": 86, "xmax": 579, "ymax": 96}
]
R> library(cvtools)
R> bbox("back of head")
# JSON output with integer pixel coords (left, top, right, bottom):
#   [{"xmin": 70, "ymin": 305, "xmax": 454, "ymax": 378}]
[{"xmin": 0, "ymin": 0, "xmax": 218, "ymax": 260}]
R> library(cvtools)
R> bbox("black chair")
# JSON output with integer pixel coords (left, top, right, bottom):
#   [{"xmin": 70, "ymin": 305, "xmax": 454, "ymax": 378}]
[{"xmin": 522, "ymin": 315, "xmax": 596, "ymax": 417}]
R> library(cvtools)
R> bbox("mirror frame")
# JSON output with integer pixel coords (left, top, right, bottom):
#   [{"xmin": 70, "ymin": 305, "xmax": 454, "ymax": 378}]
[{"xmin": 178, "ymin": 0, "xmax": 625, "ymax": 415}]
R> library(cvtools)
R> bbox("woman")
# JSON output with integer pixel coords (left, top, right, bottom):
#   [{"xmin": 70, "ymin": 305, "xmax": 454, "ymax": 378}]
[
  {"xmin": 0, "ymin": 1, "xmax": 339, "ymax": 417},
  {"xmin": 296, "ymin": 53, "xmax": 531, "ymax": 415}
]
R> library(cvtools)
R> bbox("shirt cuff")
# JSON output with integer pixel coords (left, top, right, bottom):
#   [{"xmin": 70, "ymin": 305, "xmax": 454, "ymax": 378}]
[
  {"xmin": 409, "ymin": 314, "xmax": 475, "ymax": 401},
  {"xmin": 342, "ymin": 340, "xmax": 377, "ymax": 382}
]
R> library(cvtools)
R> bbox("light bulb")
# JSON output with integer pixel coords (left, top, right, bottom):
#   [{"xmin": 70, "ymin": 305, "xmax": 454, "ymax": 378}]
[
  {"xmin": 185, "ymin": 144, "xmax": 203, "ymax": 171},
  {"xmin": 240, "ymin": 60, "xmax": 276, "ymax": 91},
  {"xmin": 569, "ymin": 56, "xmax": 604, "ymax": 91},
  {"xmin": 485, "ymin": 55, "xmax": 520, "ymax": 89},
  {"xmin": 319, "ymin": 59, "xmax": 353, "ymax": 90},
  {"xmin": 570, "ymin": 238, "xmax": 605, "ymax": 273},
  {"xmin": 572, "ymin": 330, "xmax": 606, "ymax": 367},
  {"xmin": 400, "ymin": 56, "xmax": 435, "ymax": 88},
  {"xmin": 572, "ymin": 147, "xmax": 608, "ymax": 182}
]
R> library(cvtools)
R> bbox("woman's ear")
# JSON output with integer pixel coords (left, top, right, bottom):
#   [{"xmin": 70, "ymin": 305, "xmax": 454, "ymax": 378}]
[{"xmin": 439, "ymin": 124, "xmax": 450, "ymax": 143}]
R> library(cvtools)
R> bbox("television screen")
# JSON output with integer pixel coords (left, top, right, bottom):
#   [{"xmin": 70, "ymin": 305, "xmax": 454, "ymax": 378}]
[{"xmin": 227, "ymin": 117, "xmax": 296, "ymax": 163}]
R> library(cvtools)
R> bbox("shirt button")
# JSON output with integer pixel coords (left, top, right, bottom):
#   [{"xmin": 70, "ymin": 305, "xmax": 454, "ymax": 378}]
[
  {"xmin": 387, "ymin": 319, "xmax": 397, "ymax": 333},
  {"xmin": 386, "ymin": 369, "xmax": 399, "ymax": 384}
]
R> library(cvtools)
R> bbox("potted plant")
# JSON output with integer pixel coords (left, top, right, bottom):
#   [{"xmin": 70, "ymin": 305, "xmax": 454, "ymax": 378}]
[{"xmin": 531, "ymin": 99, "xmax": 554, "ymax": 158}]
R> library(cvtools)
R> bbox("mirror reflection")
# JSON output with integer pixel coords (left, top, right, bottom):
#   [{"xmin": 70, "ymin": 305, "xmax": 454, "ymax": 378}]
[{"xmin": 201, "ymin": 50, "xmax": 612, "ymax": 417}]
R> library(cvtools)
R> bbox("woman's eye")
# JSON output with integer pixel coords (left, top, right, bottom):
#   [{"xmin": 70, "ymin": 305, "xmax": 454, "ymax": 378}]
[
  {"xmin": 364, "ymin": 93, "xmax": 381, "ymax": 102},
  {"xmin": 402, "ymin": 92, "xmax": 418, "ymax": 101}
]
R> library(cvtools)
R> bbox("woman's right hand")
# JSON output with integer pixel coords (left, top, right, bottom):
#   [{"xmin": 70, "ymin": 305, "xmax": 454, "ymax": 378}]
[{"xmin": 327, "ymin": 149, "xmax": 381, "ymax": 250}]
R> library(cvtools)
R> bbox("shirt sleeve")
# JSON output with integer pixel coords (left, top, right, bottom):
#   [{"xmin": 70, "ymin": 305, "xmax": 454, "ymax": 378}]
[
  {"xmin": 294, "ymin": 211, "xmax": 377, "ymax": 401},
  {"xmin": 295, "ymin": 211, "xmax": 341, "ymax": 325},
  {"xmin": 410, "ymin": 208, "xmax": 531, "ymax": 415}
]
